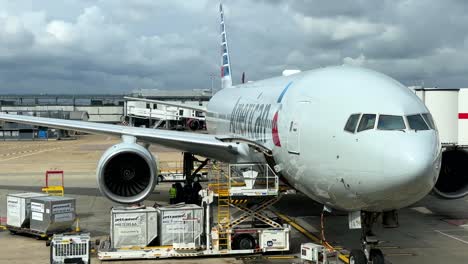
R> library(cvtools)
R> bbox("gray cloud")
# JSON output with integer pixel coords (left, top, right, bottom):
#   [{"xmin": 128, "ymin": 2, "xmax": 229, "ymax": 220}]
[{"xmin": 0, "ymin": 0, "xmax": 467, "ymax": 94}]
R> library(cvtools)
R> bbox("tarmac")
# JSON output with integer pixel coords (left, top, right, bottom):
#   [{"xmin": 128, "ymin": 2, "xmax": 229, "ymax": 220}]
[{"xmin": 0, "ymin": 134, "xmax": 468, "ymax": 263}]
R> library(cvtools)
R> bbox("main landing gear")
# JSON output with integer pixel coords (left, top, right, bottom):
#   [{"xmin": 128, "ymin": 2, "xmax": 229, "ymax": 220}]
[{"xmin": 349, "ymin": 212, "xmax": 385, "ymax": 264}]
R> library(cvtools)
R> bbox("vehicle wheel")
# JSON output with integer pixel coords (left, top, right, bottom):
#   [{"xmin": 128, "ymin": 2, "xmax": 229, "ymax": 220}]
[
  {"xmin": 158, "ymin": 175, "xmax": 164, "ymax": 183},
  {"xmin": 9, "ymin": 230, "xmax": 16, "ymax": 235},
  {"xmin": 349, "ymin": 249, "xmax": 367, "ymax": 264},
  {"xmin": 233, "ymin": 234, "xmax": 256, "ymax": 250},
  {"xmin": 370, "ymin": 249, "xmax": 384, "ymax": 264}
]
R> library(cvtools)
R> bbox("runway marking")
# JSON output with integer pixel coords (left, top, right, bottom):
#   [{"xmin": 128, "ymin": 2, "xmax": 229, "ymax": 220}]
[
  {"xmin": 435, "ymin": 230, "xmax": 468, "ymax": 245},
  {"xmin": 0, "ymin": 147, "xmax": 64, "ymax": 162},
  {"xmin": 410, "ymin": 206, "xmax": 434, "ymax": 215}
]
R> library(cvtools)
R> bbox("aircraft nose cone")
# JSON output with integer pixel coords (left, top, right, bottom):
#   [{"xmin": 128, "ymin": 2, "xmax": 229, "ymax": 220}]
[{"xmin": 383, "ymin": 131, "xmax": 441, "ymax": 208}]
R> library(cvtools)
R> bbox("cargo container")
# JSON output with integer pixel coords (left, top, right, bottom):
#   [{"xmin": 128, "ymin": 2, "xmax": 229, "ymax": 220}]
[
  {"xmin": 157, "ymin": 204, "xmax": 203, "ymax": 248},
  {"xmin": 30, "ymin": 196, "xmax": 76, "ymax": 233},
  {"xmin": 110, "ymin": 206, "xmax": 158, "ymax": 249},
  {"xmin": 6, "ymin": 192, "xmax": 49, "ymax": 228}
]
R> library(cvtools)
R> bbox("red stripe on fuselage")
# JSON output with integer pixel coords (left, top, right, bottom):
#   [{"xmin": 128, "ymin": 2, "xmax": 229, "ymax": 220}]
[
  {"xmin": 272, "ymin": 111, "xmax": 281, "ymax": 147},
  {"xmin": 459, "ymin": 113, "xmax": 468, "ymax": 119}
]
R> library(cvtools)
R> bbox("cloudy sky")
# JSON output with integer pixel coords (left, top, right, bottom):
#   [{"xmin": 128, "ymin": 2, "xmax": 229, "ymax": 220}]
[{"xmin": 0, "ymin": 0, "xmax": 467, "ymax": 94}]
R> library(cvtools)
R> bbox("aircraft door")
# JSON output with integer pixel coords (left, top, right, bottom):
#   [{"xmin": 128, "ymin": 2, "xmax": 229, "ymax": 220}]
[
  {"xmin": 287, "ymin": 119, "xmax": 300, "ymax": 154},
  {"xmin": 287, "ymin": 101, "xmax": 311, "ymax": 155}
]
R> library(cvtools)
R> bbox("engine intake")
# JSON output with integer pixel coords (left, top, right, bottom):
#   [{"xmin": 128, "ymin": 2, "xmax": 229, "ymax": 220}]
[
  {"xmin": 433, "ymin": 148, "xmax": 468, "ymax": 199},
  {"xmin": 97, "ymin": 142, "xmax": 158, "ymax": 204}
]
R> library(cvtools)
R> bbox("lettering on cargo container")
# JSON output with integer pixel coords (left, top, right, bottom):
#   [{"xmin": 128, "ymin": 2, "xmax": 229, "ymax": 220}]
[
  {"xmin": 114, "ymin": 215, "xmax": 143, "ymax": 227},
  {"xmin": 32, "ymin": 212, "xmax": 43, "ymax": 221},
  {"xmin": 52, "ymin": 203, "xmax": 73, "ymax": 213},
  {"xmin": 162, "ymin": 212, "xmax": 187, "ymax": 221},
  {"xmin": 31, "ymin": 202, "xmax": 44, "ymax": 213},
  {"xmin": 7, "ymin": 199, "xmax": 19, "ymax": 210},
  {"xmin": 7, "ymin": 199, "xmax": 18, "ymax": 205},
  {"xmin": 54, "ymin": 213, "xmax": 74, "ymax": 222}
]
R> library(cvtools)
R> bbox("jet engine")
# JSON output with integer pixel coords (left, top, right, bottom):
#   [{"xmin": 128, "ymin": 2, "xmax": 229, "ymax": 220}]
[
  {"xmin": 433, "ymin": 148, "xmax": 468, "ymax": 199},
  {"xmin": 97, "ymin": 141, "xmax": 158, "ymax": 204}
]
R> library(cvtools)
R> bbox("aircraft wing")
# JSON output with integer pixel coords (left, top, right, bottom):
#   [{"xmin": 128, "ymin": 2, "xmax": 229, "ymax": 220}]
[
  {"xmin": 125, "ymin": 97, "xmax": 207, "ymax": 112},
  {"xmin": 0, "ymin": 113, "xmax": 241, "ymax": 162}
]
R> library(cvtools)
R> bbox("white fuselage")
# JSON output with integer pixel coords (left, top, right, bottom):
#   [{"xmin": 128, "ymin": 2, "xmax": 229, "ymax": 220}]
[{"xmin": 206, "ymin": 66, "xmax": 442, "ymax": 212}]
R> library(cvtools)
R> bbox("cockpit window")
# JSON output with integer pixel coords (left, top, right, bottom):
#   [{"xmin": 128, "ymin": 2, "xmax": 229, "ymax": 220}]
[
  {"xmin": 407, "ymin": 114, "xmax": 429, "ymax": 130},
  {"xmin": 377, "ymin": 115, "xmax": 406, "ymax": 130},
  {"xmin": 357, "ymin": 114, "xmax": 376, "ymax": 132},
  {"xmin": 344, "ymin": 114, "xmax": 361, "ymax": 133},
  {"xmin": 422, "ymin": 113, "xmax": 436, "ymax": 130}
]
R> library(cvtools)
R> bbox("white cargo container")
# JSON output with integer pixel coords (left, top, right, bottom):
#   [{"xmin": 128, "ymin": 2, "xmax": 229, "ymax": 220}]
[
  {"xmin": 157, "ymin": 204, "xmax": 203, "ymax": 248},
  {"xmin": 6, "ymin": 192, "xmax": 49, "ymax": 228},
  {"xmin": 111, "ymin": 207, "xmax": 158, "ymax": 249},
  {"xmin": 30, "ymin": 196, "xmax": 76, "ymax": 233}
]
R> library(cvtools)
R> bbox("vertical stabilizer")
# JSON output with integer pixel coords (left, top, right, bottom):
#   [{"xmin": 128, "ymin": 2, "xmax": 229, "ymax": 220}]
[{"xmin": 220, "ymin": 3, "xmax": 233, "ymax": 88}]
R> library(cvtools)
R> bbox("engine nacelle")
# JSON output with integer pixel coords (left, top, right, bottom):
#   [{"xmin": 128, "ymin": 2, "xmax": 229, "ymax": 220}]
[
  {"xmin": 97, "ymin": 142, "xmax": 158, "ymax": 204},
  {"xmin": 433, "ymin": 148, "xmax": 468, "ymax": 199}
]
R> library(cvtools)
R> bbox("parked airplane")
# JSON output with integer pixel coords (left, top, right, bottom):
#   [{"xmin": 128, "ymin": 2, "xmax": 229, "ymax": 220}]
[{"xmin": 0, "ymin": 3, "xmax": 462, "ymax": 264}]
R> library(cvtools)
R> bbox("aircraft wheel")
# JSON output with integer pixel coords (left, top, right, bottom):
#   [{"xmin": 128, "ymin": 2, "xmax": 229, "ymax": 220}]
[
  {"xmin": 158, "ymin": 175, "xmax": 164, "ymax": 183},
  {"xmin": 369, "ymin": 249, "xmax": 385, "ymax": 264},
  {"xmin": 349, "ymin": 249, "xmax": 367, "ymax": 264}
]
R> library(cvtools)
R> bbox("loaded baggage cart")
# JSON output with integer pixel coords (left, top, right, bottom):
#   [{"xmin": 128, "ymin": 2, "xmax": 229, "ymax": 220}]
[
  {"xmin": 30, "ymin": 196, "xmax": 76, "ymax": 234},
  {"xmin": 7, "ymin": 192, "xmax": 49, "ymax": 228}
]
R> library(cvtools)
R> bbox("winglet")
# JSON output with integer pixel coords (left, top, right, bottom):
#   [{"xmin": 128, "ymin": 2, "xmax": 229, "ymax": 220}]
[{"xmin": 220, "ymin": 3, "xmax": 233, "ymax": 89}]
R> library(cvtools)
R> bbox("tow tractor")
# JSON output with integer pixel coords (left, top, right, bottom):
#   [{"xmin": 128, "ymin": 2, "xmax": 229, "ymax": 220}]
[{"xmin": 97, "ymin": 162, "xmax": 291, "ymax": 260}]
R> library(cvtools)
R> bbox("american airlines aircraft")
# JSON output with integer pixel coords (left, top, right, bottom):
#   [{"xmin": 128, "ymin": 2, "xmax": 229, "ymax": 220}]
[{"xmin": 0, "ymin": 3, "xmax": 461, "ymax": 264}]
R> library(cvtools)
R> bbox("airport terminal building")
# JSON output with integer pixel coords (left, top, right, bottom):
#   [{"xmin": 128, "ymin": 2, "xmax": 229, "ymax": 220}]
[{"xmin": 0, "ymin": 89, "xmax": 212, "ymax": 140}]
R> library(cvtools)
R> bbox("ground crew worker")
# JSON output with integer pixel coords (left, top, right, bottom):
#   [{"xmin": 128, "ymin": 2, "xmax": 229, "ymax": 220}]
[
  {"xmin": 169, "ymin": 184, "xmax": 177, "ymax": 204},
  {"xmin": 175, "ymin": 182, "xmax": 184, "ymax": 203}
]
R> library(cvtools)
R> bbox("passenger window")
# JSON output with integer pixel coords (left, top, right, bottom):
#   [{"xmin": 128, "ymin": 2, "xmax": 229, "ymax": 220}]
[
  {"xmin": 422, "ymin": 113, "xmax": 435, "ymax": 130},
  {"xmin": 344, "ymin": 114, "xmax": 361, "ymax": 133},
  {"xmin": 407, "ymin": 114, "xmax": 429, "ymax": 130},
  {"xmin": 377, "ymin": 115, "xmax": 406, "ymax": 130},
  {"xmin": 357, "ymin": 114, "xmax": 376, "ymax": 132}
]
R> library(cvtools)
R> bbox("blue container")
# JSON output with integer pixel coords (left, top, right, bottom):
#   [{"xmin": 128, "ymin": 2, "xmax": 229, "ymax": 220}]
[{"xmin": 38, "ymin": 130, "xmax": 47, "ymax": 139}]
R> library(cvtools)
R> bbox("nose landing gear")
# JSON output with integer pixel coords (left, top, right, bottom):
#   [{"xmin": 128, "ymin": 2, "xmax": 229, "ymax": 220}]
[{"xmin": 349, "ymin": 212, "xmax": 385, "ymax": 264}]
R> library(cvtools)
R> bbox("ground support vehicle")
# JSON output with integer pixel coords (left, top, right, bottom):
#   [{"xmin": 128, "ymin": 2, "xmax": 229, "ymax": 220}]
[{"xmin": 48, "ymin": 233, "xmax": 91, "ymax": 264}]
